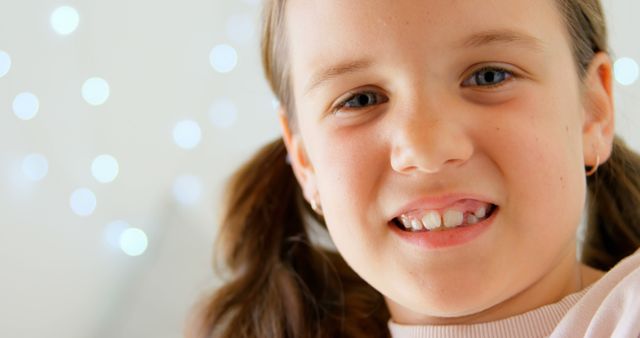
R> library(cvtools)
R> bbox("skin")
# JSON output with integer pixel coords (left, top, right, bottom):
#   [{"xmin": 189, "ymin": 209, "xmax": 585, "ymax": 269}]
[{"xmin": 279, "ymin": 0, "xmax": 615, "ymax": 325}]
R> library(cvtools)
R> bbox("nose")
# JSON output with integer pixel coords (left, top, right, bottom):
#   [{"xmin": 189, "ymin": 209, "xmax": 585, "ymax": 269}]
[{"xmin": 390, "ymin": 101, "xmax": 474, "ymax": 175}]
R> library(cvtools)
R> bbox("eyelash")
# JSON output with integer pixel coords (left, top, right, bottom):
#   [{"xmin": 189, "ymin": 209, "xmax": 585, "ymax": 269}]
[
  {"xmin": 331, "ymin": 66, "xmax": 517, "ymax": 114},
  {"xmin": 463, "ymin": 66, "xmax": 517, "ymax": 88}
]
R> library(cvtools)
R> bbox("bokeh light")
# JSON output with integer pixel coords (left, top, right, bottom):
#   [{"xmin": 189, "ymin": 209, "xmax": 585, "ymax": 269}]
[
  {"xmin": 91, "ymin": 154, "xmax": 119, "ymax": 183},
  {"xmin": 614, "ymin": 57, "xmax": 639, "ymax": 86},
  {"xmin": 13, "ymin": 92, "xmax": 39, "ymax": 120},
  {"xmin": 209, "ymin": 98, "xmax": 238, "ymax": 128},
  {"xmin": 172, "ymin": 120, "xmax": 202, "ymax": 150},
  {"xmin": 70, "ymin": 188, "xmax": 97, "ymax": 216},
  {"xmin": 104, "ymin": 220, "xmax": 129, "ymax": 249},
  {"xmin": 173, "ymin": 175, "xmax": 203, "ymax": 206},
  {"xmin": 209, "ymin": 44, "xmax": 238, "ymax": 73},
  {"xmin": 82, "ymin": 77, "xmax": 110, "ymax": 106},
  {"xmin": 0, "ymin": 50, "xmax": 11, "ymax": 78},
  {"xmin": 119, "ymin": 228, "xmax": 148, "ymax": 256},
  {"xmin": 21, "ymin": 154, "xmax": 49, "ymax": 181},
  {"xmin": 51, "ymin": 6, "xmax": 80, "ymax": 35}
]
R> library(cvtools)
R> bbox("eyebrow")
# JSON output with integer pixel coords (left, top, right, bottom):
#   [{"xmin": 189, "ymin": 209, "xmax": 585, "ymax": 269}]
[
  {"xmin": 304, "ymin": 59, "xmax": 373, "ymax": 95},
  {"xmin": 304, "ymin": 29, "xmax": 545, "ymax": 95},
  {"xmin": 458, "ymin": 29, "xmax": 546, "ymax": 52}
]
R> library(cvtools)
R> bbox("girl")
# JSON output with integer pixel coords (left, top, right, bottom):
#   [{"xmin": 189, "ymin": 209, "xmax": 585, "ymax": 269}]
[{"xmin": 191, "ymin": 0, "xmax": 640, "ymax": 337}]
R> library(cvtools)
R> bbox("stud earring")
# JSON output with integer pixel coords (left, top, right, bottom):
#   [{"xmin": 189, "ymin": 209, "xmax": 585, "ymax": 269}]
[
  {"xmin": 310, "ymin": 198, "xmax": 323, "ymax": 215},
  {"xmin": 586, "ymin": 153, "xmax": 600, "ymax": 177}
]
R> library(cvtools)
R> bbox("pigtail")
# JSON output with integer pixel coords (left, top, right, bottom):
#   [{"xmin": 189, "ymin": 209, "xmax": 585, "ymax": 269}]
[
  {"xmin": 583, "ymin": 136, "xmax": 640, "ymax": 270},
  {"xmin": 556, "ymin": 0, "xmax": 640, "ymax": 270},
  {"xmin": 190, "ymin": 139, "xmax": 390, "ymax": 338}
]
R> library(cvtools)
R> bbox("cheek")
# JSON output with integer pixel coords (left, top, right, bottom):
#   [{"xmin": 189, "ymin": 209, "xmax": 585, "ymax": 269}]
[
  {"xmin": 311, "ymin": 130, "xmax": 389, "ymax": 260},
  {"xmin": 483, "ymin": 92, "xmax": 586, "ymax": 236},
  {"xmin": 313, "ymin": 125, "xmax": 388, "ymax": 209},
  {"xmin": 483, "ymin": 87, "xmax": 582, "ymax": 178}
]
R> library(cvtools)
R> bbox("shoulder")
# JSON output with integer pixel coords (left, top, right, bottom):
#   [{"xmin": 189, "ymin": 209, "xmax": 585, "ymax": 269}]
[{"xmin": 551, "ymin": 248, "xmax": 640, "ymax": 338}]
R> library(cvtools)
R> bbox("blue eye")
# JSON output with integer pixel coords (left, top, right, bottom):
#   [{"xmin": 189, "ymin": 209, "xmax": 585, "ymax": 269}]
[
  {"xmin": 333, "ymin": 91, "xmax": 388, "ymax": 114},
  {"xmin": 463, "ymin": 66, "xmax": 515, "ymax": 88}
]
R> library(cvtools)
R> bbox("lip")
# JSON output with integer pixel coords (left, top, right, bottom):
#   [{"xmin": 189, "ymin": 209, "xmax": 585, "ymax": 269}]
[
  {"xmin": 389, "ymin": 205, "xmax": 498, "ymax": 250},
  {"xmin": 390, "ymin": 193, "xmax": 497, "ymax": 220}
]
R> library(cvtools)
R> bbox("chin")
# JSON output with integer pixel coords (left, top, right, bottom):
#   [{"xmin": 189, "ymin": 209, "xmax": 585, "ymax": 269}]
[{"xmin": 386, "ymin": 278, "xmax": 504, "ymax": 323}]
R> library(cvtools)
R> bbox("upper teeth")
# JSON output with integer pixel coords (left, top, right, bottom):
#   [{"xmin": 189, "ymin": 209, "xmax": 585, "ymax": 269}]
[
  {"xmin": 443, "ymin": 209, "xmax": 464, "ymax": 228},
  {"xmin": 410, "ymin": 218, "xmax": 422, "ymax": 231},
  {"xmin": 398, "ymin": 205, "xmax": 489, "ymax": 231},
  {"xmin": 421, "ymin": 211, "xmax": 441, "ymax": 230}
]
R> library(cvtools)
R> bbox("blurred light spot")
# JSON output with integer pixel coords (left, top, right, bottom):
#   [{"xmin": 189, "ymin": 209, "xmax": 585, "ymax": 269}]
[
  {"xmin": 614, "ymin": 57, "xmax": 639, "ymax": 86},
  {"xmin": 104, "ymin": 220, "xmax": 129, "ymax": 249},
  {"xmin": 271, "ymin": 98, "xmax": 280, "ymax": 111},
  {"xmin": 0, "ymin": 50, "xmax": 11, "ymax": 78},
  {"xmin": 70, "ymin": 188, "xmax": 97, "ymax": 216},
  {"xmin": 21, "ymin": 153, "xmax": 48, "ymax": 181},
  {"xmin": 209, "ymin": 98, "xmax": 238, "ymax": 128},
  {"xmin": 209, "ymin": 44, "xmax": 237, "ymax": 73},
  {"xmin": 173, "ymin": 120, "xmax": 201, "ymax": 149},
  {"xmin": 7, "ymin": 160, "xmax": 36, "ymax": 199},
  {"xmin": 173, "ymin": 175, "xmax": 203, "ymax": 206},
  {"xmin": 13, "ymin": 92, "xmax": 39, "ymax": 120},
  {"xmin": 82, "ymin": 77, "xmax": 110, "ymax": 106},
  {"xmin": 119, "ymin": 228, "xmax": 148, "ymax": 256},
  {"xmin": 226, "ymin": 14, "xmax": 254, "ymax": 45},
  {"xmin": 92, "ymin": 154, "xmax": 119, "ymax": 183},
  {"xmin": 51, "ymin": 6, "xmax": 80, "ymax": 35}
]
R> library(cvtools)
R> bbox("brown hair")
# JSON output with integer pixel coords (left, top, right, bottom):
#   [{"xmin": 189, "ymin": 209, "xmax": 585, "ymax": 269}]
[
  {"xmin": 190, "ymin": 0, "xmax": 640, "ymax": 337},
  {"xmin": 554, "ymin": 0, "xmax": 640, "ymax": 271}
]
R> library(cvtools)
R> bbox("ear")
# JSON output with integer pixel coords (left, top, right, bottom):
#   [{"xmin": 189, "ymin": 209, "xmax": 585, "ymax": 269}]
[
  {"xmin": 278, "ymin": 109, "xmax": 319, "ymax": 203},
  {"xmin": 581, "ymin": 52, "xmax": 615, "ymax": 167}
]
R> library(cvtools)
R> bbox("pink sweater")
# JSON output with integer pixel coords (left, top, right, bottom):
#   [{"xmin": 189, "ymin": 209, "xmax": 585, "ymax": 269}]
[{"xmin": 388, "ymin": 248, "xmax": 640, "ymax": 338}]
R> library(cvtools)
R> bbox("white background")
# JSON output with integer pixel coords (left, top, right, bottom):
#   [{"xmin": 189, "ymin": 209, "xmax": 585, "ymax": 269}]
[{"xmin": 0, "ymin": 0, "xmax": 638, "ymax": 337}]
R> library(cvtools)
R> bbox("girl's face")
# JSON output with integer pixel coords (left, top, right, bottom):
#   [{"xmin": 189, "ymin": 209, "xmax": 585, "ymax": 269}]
[{"xmin": 281, "ymin": 0, "xmax": 613, "ymax": 324}]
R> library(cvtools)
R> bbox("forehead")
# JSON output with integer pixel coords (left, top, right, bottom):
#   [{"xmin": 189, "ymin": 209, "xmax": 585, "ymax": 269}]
[{"xmin": 285, "ymin": 0, "xmax": 568, "ymax": 92}]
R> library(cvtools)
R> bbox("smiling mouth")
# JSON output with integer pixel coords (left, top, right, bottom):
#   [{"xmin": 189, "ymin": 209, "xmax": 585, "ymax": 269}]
[{"xmin": 391, "ymin": 204, "xmax": 498, "ymax": 232}]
